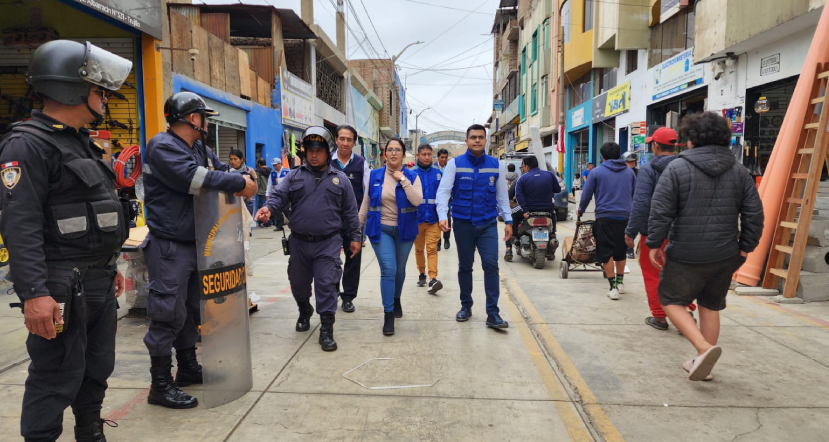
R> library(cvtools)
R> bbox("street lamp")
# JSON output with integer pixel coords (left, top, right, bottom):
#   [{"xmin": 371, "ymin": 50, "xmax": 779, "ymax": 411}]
[
  {"xmin": 414, "ymin": 107, "xmax": 431, "ymax": 149},
  {"xmin": 391, "ymin": 41, "xmax": 424, "ymax": 62}
]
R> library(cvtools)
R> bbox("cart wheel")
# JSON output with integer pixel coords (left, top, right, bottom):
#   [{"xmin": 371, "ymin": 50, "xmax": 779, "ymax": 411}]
[{"xmin": 560, "ymin": 261, "xmax": 569, "ymax": 279}]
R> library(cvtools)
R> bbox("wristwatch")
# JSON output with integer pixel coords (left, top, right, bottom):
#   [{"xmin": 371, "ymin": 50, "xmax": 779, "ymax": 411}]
[{"xmin": 399, "ymin": 176, "xmax": 408, "ymax": 183}]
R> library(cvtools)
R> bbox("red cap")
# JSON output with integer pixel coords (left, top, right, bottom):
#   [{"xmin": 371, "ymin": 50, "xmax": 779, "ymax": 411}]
[{"xmin": 645, "ymin": 127, "xmax": 682, "ymax": 145}]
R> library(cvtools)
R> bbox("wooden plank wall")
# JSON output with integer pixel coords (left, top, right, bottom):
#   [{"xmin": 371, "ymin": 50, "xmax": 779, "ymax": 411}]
[
  {"xmin": 239, "ymin": 49, "xmax": 252, "ymax": 98},
  {"xmin": 192, "ymin": 27, "xmax": 211, "ymax": 85},
  {"xmin": 224, "ymin": 47, "xmax": 240, "ymax": 96},
  {"xmin": 170, "ymin": 11, "xmax": 194, "ymax": 78},
  {"xmin": 208, "ymin": 33, "xmax": 226, "ymax": 91}
]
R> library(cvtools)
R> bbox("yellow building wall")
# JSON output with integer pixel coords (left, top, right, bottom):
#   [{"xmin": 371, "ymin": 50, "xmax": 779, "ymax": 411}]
[{"xmin": 561, "ymin": 0, "xmax": 594, "ymax": 83}]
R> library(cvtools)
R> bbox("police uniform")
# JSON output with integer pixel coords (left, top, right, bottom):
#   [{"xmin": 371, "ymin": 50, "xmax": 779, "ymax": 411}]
[
  {"xmin": 330, "ymin": 150, "xmax": 369, "ymax": 309},
  {"xmin": 0, "ymin": 40, "xmax": 132, "ymax": 442},
  {"xmin": 141, "ymin": 92, "xmax": 248, "ymax": 409},
  {"xmin": 264, "ymin": 138, "xmax": 360, "ymax": 351}
]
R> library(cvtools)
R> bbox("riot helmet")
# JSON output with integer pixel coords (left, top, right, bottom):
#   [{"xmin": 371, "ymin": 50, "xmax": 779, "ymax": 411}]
[
  {"xmin": 301, "ymin": 126, "xmax": 334, "ymax": 154},
  {"xmin": 27, "ymin": 40, "xmax": 132, "ymax": 106},
  {"xmin": 622, "ymin": 151, "xmax": 638, "ymax": 163},
  {"xmin": 164, "ymin": 92, "xmax": 218, "ymax": 134}
]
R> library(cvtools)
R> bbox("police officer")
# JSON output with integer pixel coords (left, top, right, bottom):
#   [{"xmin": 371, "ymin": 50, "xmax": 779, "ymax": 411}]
[
  {"xmin": 436, "ymin": 124, "xmax": 512, "ymax": 329},
  {"xmin": 514, "ymin": 156, "xmax": 561, "ymax": 259},
  {"xmin": 256, "ymin": 127, "xmax": 360, "ymax": 352},
  {"xmin": 0, "ymin": 40, "xmax": 131, "ymax": 442},
  {"xmin": 330, "ymin": 124, "xmax": 369, "ymax": 313},
  {"xmin": 142, "ymin": 92, "xmax": 257, "ymax": 409}
]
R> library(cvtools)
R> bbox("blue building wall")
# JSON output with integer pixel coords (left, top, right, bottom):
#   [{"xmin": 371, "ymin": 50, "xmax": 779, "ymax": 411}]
[
  {"xmin": 172, "ymin": 75, "xmax": 283, "ymax": 168},
  {"xmin": 564, "ymin": 91, "xmax": 593, "ymax": 191}
]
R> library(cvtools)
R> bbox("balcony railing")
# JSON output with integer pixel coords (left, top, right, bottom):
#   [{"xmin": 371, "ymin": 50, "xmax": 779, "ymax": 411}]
[{"xmin": 503, "ymin": 96, "xmax": 520, "ymax": 124}]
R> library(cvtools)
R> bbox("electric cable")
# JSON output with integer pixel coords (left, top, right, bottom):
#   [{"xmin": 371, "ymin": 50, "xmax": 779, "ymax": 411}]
[
  {"xmin": 114, "ymin": 144, "xmax": 142, "ymax": 188},
  {"xmin": 398, "ymin": 0, "xmax": 489, "ymax": 63}
]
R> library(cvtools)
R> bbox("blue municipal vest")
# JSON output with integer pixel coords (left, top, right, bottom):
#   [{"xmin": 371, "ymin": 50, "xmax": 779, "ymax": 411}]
[
  {"xmin": 414, "ymin": 164, "xmax": 441, "ymax": 224},
  {"xmin": 451, "ymin": 151, "xmax": 501, "ymax": 225},
  {"xmin": 365, "ymin": 167, "xmax": 419, "ymax": 243}
]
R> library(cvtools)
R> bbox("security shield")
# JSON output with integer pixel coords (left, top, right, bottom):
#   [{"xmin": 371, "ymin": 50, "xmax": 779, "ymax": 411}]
[{"xmin": 194, "ymin": 190, "xmax": 253, "ymax": 408}]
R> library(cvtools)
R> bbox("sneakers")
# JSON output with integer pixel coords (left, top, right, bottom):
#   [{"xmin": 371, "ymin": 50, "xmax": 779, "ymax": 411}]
[
  {"xmin": 616, "ymin": 283, "xmax": 625, "ymax": 294},
  {"xmin": 645, "ymin": 317, "xmax": 669, "ymax": 331},
  {"xmin": 607, "ymin": 288, "xmax": 620, "ymax": 300},
  {"xmin": 428, "ymin": 278, "xmax": 443, "ymax": 294},
  {"xmin": 416, "ymin": 273, "xmax": 427, "ymax": 287}
]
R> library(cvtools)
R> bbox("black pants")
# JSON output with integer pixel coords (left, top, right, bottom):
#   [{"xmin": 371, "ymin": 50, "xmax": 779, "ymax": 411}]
[
  {"xmin": 443, "ymin": 211, "xmax": 452, "ymax": 242},
  {"xmin": 339, "ymin": 228, "xmax": 361, "ymax": 301},
  {"xmin": 21, "ymin": 264, "xmax": 117, "ymax": 442}
]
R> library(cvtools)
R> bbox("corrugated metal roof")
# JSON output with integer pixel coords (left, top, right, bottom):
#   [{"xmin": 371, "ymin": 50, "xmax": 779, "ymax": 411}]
[{"xmin": 196, "ymin": 4, "xmax": 315, "ymax": 40}]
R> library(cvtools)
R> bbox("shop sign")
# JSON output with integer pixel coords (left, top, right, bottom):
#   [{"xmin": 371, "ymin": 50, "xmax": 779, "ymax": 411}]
[
  {"xmin": 281, "ymin": 69, "xmax": 315, "ymax": 128},
  {"xmin": 652, "ymin": 48, "xmax": 704, "ymax": 101},
  {"xmin": 71, "ymin": 0, "xmax": 162, "ymax": 39},
  {"xmin": 493, "ymin": 99, "xmax": 505, "ymax": 111},
  {"xmin": 632, "ymin": 135, "xmax": 646, "ymax": 145},
  {"xmin": 760, "ymin": 54, "xmax": 781, "ymax": 77},
  {"xmin": 592, "ymin": 82, "xmax": 631, "ymax": 122},
  {"xmin": 572, "ymin": 107, "xmax": 585, "ymax": 127},
  {"xmin": 731, "ymin": 122, "xmax": 744, "ymax": 136}
]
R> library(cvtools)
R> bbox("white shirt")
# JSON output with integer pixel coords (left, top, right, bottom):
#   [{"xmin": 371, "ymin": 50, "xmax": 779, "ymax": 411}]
[
  {"xmin": 332, "ymin": 150, "xmax": 371, "ymax": 191},
  {"xmin": 435, "ymin": 157, "xmax": 512, "ymax": 223}
]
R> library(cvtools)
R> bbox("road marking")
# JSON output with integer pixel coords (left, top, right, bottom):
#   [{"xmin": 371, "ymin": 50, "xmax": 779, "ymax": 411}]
[
  {"xmin": 503, "ymin": 285, "xmax": 594, "ymax": 442},
  {"xmin": 507, "ymin": 277, "xmax": 626, "ymax": 442},
  {"xmin": 743, "ymin": 296, "xmax": 829, "ymax": 331}
]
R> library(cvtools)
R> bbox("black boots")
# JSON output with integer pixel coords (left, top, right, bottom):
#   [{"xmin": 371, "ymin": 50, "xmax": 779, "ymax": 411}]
[
  {"xmin": 174, "ymin": 347, "xmax": 203, "ymax": 387},
  {"xmin": 296, "ymin": 300, "xmax": 314, "ymax": 332},
  {"xmin": 383, "ymin": 312, "xmax": 395, "ymax": 336},
  {"xmin": 74, "ymin": 415, "xmax": 112, "ymax": 442},
  {"xmin": 393, "ymin": 298, "xmax": 403, "ymax": 318},
  {"xmin": 319, "ymin": 313, "xmax": 337, "ymax": 351},
  {"xmin": 148, "ymin": 355, "xmax": 198, "ymax": 409}
]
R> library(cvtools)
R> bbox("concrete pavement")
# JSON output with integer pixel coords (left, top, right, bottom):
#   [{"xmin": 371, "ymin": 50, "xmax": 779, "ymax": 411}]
[{"xmin": 1, "ymin": 213, "xmax": 829, "ymax": 441}]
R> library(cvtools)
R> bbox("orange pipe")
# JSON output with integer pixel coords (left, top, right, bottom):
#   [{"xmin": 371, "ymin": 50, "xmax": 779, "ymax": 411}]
[{"xmin": 735, "ymin": 4, "xmax": 829, "ymax": 286}]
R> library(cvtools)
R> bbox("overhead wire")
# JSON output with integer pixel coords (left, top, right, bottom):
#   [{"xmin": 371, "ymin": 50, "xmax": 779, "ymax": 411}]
[
  {"xmin": 402, "ymin": 0, "xmax": 495, "ymax": 15},
  {"xmin": 397, "ymin": 0, "xmax": 490, "ymax": 63}
]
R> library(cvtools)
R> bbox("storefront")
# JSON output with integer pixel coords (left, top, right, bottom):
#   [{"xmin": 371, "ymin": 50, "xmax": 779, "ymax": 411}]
[
  {"xmin": 646, "ymin": 48, "xmax": 707, "ymax": 150},
  {"xmin": 592, "ymin": 81, "xmax": 631, "ymax": 155},
  {"xmin": 565, "ymin": 99, "xmax": 592, "ymax": 189},
  {"xmin": 0, "ymin": 0, "xmax": 164, "ymax": 189}
]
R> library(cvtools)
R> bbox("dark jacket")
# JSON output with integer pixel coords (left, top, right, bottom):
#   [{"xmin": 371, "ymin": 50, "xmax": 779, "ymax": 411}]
[
  {"xmin": 578, "ymin": 159, "xmax": 636, "ymax": 219},
  {"xmin": 646, "ymin": 145, "xmax": 764, "ymax": 264},
  {"xmin": 625, "ymin": 155, "xmax": 679, "ymax": 238},
  {"xmin": 515, "ymin": 168, "xmax": 561, "ymax": 212},
  {"xmin": 256, "ymin": 165, "xmax": 271, "ymax": 195}
]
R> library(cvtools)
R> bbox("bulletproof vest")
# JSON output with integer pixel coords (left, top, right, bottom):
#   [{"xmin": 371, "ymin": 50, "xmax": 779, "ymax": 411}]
[
  {"xmin": 331, "ymin": 154, "xmax": 365, "ymax": 205},
  {"xmin": 4, "ymin": 120, "xmax": 127, "ymax": 261}
]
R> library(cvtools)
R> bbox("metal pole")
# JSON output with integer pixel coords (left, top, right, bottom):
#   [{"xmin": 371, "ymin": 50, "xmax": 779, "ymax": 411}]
[{"xmin": 558, "ymin": 23, "xmax": 566, "ymax": 175}]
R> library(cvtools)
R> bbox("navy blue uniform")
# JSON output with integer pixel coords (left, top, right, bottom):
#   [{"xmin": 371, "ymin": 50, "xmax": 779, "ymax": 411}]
[
  {"xmin": 264, "ymin": 164, "xmax": 360, "ymax": 315},
  {"xmin": 515, "ymin": 168, "xmax": 561, "ymax": 213},
  {"xmin": 142, "ymin": 130, "xmax": 246, "ymax": 357},
  {"xmin": 330, "ymin": 152, "xmax": 367, "ymax": 303},
  {"xmin": 0, "ymin": 111, "xmax": 125, "ymax": 441}
]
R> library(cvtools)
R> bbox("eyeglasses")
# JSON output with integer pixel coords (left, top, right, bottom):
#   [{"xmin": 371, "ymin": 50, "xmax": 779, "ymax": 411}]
[
  {"xmin": 91, "ymin": 89, "xmax": 109, "ymax": 99},
  {"xmin": 386, "ymin": 148, "xmax": 403, "ymax": 153}
]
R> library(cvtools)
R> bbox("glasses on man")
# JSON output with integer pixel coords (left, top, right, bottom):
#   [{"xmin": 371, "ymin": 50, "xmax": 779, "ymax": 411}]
[
  {"xmin": 386, "ymin": 148, "xmax": 403, "ymax": 153},
  {"xmin": 90, "ymin": 89, "xmax": 109, "ymax": 99}
]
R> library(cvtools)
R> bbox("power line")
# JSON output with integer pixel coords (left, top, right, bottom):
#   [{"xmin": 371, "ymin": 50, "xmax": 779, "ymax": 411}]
[
  {"xmin": 355, "ymin": 0, "xmax": 390, "ymax": 57},
  {"xmin": 400, "ymin": 62, "xmax": 494, "ymax": 73},
  {"xmin": 397, "ymin": 44, "xmax": 494, "ymax": 76},
  {"xmin": 405, "ymin": 82, "xmax": 492, "ymax": 86},
  {"xmin": 398, "ymin": 0, "xmax": 490, "ymax": 63},
  {"xmin": 402, "ymin": 0, "xmax": 494, "ymax": 15}
]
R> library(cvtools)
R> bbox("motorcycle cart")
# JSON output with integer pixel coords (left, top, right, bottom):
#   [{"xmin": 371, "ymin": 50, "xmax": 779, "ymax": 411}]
[
  {"xmin": 513, "ymin": 212, "xmax": 559, "ymax": 270},
  {"xmin": 560, "ymin": 216, "xmax": 603, "ymax": 279}
]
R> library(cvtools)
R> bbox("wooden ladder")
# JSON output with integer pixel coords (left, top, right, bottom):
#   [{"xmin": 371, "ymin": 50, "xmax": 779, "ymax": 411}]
[{"xmin": 763, "ymin": 63, "xmax": 829, "ymax": 297}]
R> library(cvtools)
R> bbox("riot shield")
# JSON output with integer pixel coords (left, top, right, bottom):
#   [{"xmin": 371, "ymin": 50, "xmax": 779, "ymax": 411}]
[{"xmin": 194, "ymin": 190, "xmax": 253, "ymax": 408}]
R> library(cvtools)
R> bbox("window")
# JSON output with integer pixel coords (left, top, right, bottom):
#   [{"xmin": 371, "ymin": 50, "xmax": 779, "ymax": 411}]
[
  {"xmin": 520, "ymin": 94, "xmax": 526, "ymax": 121},
  {"xmin": 584, "ymin": 0, "xmax": 594, "ymax": 32},
  {"xmin": 521, "ymin": 46, "xmax": 526, "ymax": 76},
  {"xmin": 568, "ymin": 72, "xmax": 591, "ymax": 110},
  {"xmin": 532, "ymin": 30, "xmax": 538, "ymax": 63},
  {"xmin": 531, "ymin": 82, "xmax": 538, "ymax": 114},
  {"xmin": 593, "ymin": 68, "xmax": 617, "ymax": 96},
  {"xmin": 543, "ymin": 19, "xmax": 550, "ymax": 51},
  {"xmin": 541, "ymin": 76, "xmax": 548, "ymax": 107},
  {"xmin": 648, "ymin": 4, "xmax": 697, "ymax": 68},
  {"xmin": 562, "ymin": 1, "xmax": 570, "ymax": 43},
  {"xmin": 626, "ymin": 50, "xmax": 638, "ymax": 75}
]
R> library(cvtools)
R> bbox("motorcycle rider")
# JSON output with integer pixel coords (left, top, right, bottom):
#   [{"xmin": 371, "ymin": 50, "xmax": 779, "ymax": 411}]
[{"xmin": 512, "ymin": 157, "xmax": 561, "ymax": 258}]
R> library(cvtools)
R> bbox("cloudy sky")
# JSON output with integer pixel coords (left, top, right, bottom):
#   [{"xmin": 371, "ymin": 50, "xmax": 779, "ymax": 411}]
[{"xmin": 201, "ymin": 0, "xmax": 501, "ymax": 135}]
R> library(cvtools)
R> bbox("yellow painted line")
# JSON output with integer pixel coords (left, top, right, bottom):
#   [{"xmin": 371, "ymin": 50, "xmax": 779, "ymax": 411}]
[
  {"xmin": 503, "ymin": 286, "xmax": 594, "ymax": 442},
  {"xmin": 726, "ymin": 305, "xmax": 758, "ymax": 318},
  {"xmin": 507, "ymin": 277, "xmax": 626, "ymax": 442},
  {"xmin": 743, "ymin": 296, "xmax": 829, "ymax": 331}
]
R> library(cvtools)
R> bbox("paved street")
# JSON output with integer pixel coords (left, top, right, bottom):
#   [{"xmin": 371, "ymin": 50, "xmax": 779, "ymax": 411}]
[{"xmin": 2, "ymin": 211, "xmax": 829, "ymax": 441}]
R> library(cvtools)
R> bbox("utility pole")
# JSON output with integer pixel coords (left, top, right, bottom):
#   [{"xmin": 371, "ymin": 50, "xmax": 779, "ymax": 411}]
[{"xmin": 558, "ymin": 22, "xmax": 566, "ymax": 175}]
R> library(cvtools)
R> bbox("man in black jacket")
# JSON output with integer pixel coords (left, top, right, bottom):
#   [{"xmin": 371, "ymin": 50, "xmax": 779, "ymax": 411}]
[{"xmin": 647, "ymin": 112, "xmax": 763, "ymax": 381}]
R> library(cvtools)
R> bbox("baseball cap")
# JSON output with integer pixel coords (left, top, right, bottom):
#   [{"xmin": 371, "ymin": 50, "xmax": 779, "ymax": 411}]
[{"xmin": 645, "ymin": 127, "xmax": 682, "ymax": 145}]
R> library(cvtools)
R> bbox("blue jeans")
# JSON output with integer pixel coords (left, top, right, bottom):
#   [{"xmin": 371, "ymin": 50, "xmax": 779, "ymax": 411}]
[
  {"xmin": 453, "ymin": 219, "xmax": 500, "ymax": 315},
  {"xmin": 370, "ymin": 225, "xmax": 415, "ymax": 312}
]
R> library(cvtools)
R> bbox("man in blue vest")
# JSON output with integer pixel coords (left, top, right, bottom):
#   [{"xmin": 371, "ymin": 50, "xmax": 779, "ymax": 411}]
[
  {"xmin": 331, "ymin": 124, "xmax": 370, "ymax": 313},
  {"xmin": 436, "ymin": 124, "xmax": 512, "ymax": 328},
  {"xmin": 413, "ymin": 144, "xmax": 443, "ymax": 294}
]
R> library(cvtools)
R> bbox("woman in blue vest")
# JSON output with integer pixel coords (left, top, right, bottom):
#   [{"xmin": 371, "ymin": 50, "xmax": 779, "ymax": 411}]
[{"xmin": 358, "ymin": 138, "xmax": 423, "ymax": 336}]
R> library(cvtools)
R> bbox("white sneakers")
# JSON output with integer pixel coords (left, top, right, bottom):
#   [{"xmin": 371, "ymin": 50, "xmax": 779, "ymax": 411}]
[
  {"xmin": 607, "ymin": 288, "xmax": 620, "ymax": 300},
  {"xmin": 616, "ymin": 283, "xmax": 625, "ymax": 294}
]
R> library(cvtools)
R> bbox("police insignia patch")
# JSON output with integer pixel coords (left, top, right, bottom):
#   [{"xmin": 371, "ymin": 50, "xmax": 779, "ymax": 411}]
[
  {"xmin": 437, "ymin": 173, "xmax": 441, "ymax": 180},
  {"xmin": 1, "ymin": 162, "xmax": 21, "ymax": 189},
  {"xmin": 489, "ymin": 176, "xmax": 495, "ymax": 185},
  {"xmin": 333, "ymin": 177, "xmax": 340, "ymax": 185}
]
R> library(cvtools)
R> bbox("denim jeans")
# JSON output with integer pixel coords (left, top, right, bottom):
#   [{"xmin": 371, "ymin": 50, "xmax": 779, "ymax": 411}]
[
  {"xmin": 370, "ymin": 224, "xmax": 415, "ymax": 312},
  {"xmin": 453, "ymin": 219, "xmax": 500, "ymax": 315}
]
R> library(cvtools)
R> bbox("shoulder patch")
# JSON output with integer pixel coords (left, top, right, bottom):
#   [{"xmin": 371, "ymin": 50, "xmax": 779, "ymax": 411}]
[
  {"xmin": 332, "ymin": 177, "xmax": 340, "ymax": 185},
  {"xmin": 1, "ymin": 162, "xmax": 21, "ymax": 189}
]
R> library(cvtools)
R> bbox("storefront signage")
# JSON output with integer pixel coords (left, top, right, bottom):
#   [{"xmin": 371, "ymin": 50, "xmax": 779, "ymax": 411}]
[
  {"xmin": 592, "ymin": 82, "xmax": 631, "ymax": 122},
  {"xmin": 493, "ymin": 99, "xmax": 505, "ymax": 111},
  {"xmin": 281, "ymin": 69, "xmax": 315, "ymax": 129},
  {"xmin": 652, "ymin": 48, "xmax": 704, "ymax": 101},
  {"xmin": 572, "ymin": 107, "xmax": 585, "ymax": 127},
  {"xmin": 632, "ymin": 135, "xmax": 645, "ymax": 145},
  {"xmin": 731, "ymin": 122, "xmax": 744, "ymax": 136},
  {"xmin": 71, "ymin": 0, "xmax": 162, "ymax": 39},
  {"xmin": 760, "ymin": 54, "xmax": 781, "ymax": 77}
]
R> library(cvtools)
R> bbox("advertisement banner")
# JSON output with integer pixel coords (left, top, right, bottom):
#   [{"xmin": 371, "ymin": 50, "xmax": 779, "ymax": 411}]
[
  {"xmin": 652, "ymin": 48, "xmax": 704, "ymax": 101},
  {"xmin": 281, "ymin": 69, "xmax": 315, "ymax": 129},
  {"xmin": 349, "ymin": 85, "xmax": 378, "ymax": 141},
  {"xmin": 592, "ymin": 82, "xmax": 631, "ymax": 122}
]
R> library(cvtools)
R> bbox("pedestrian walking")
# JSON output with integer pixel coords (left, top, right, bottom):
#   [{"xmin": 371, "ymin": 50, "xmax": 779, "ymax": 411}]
[
  {"xmin": 581, "ymin": 163, "xmax": 594, "ymax": 189},
  {"xmin": 255, "ymin": 158, "xmax": 271, "ymax": 226},
  {"xmin": 256, "ymin": 127, "xmax": 361, "ymax": 351},
  {"xmin": 577, "ymin": 142, "xmax": 636, "ymax": 300},
  {"xmin": 647, "ymin": 112, "xmax": 763, "ymax": 381},
  {"xmin": 267, "ymin": 157, "xmax": 290, "ymax": 231},
  {"xmin": 624, "ymin": 127, "xmax": 697, "ymax": 331},
  {"xmin": 142, "ymin": 92, "xmax": 257, "ymax": 409},
  {"xmin": 228, "ymin": 148, "xmax": 256, "ymax": 216},
  {"xmin": 412, "ymin": 144, "xmax": 443, "ymax": 294},
  {"xmin": 359, "ymin": 138, "xmax": 422, "ymax": 335},
  {"xmin": 436, "ymin": 124, "xmax": 512, "ymax": 329},
  {"xmin": 436, "ymin": 148, "xmax": 452, "ymax": 250},
  {"xmin": 330, "ymin": 124, "xmax": 370, "ymax": 313},
  {"xmin": 623, "ymin": 152, "xmax": 639, "ymax": 259},
  {"xmin": 0, "ymin": 40, "xmax": 131, "ymax": 442}
]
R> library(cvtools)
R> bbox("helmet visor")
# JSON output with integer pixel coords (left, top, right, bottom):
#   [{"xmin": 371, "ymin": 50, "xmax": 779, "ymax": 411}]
[{"xmin": 79, "ymin": 42, "xmax": 133, "ymax": 91}]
